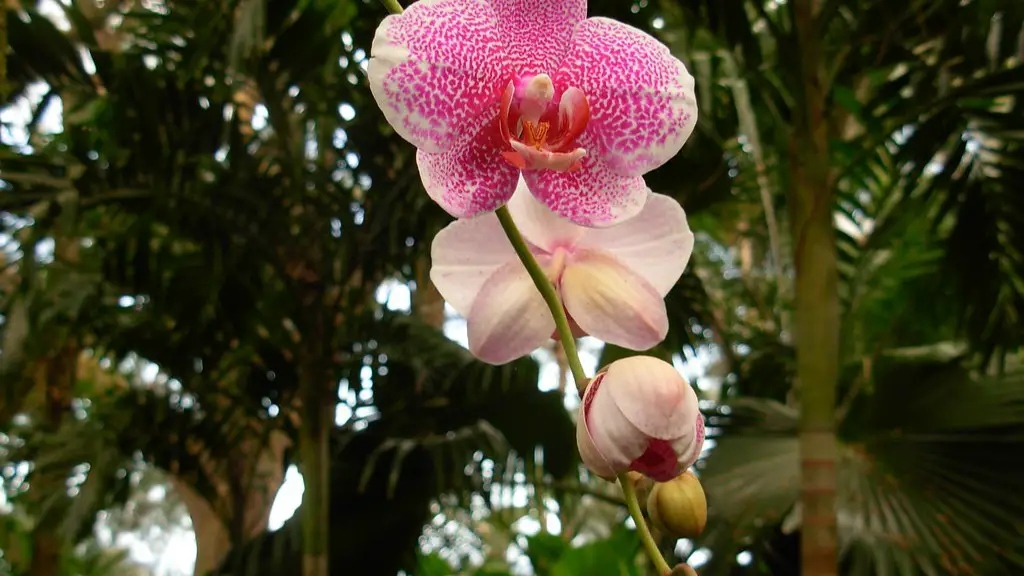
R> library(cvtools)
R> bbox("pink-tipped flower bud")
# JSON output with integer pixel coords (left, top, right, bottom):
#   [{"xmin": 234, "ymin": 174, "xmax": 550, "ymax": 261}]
[
  {"xmin": 647, "ymin": 470, "xmax": 708, "ymax": 538},
  {"xmin": 575, "ymin": 356, "xmax": 704, "ymax": 482}
]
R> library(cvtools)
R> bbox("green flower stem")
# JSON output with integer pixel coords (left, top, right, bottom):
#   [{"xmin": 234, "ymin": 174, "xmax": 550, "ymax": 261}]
[
  {"xmin": 619, "ymin": 473, "xmax": 673, "ymax": 576},
  {"xmin": 495, "ymin": 206, "xmax": 588, "ymax": 393},
  {"xmin": 496, "ymin": 205, "xmax": 672, "ymax": 573},
  {"xmin": 381, "ymin": 0, "xmax": 404, "ymax": 13}
]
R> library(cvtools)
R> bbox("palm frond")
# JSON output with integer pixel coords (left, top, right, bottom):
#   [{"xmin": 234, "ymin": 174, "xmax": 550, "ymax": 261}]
[{"xmin": 699, "ymin": 352, "xmax": 1024, "ymax": 574}]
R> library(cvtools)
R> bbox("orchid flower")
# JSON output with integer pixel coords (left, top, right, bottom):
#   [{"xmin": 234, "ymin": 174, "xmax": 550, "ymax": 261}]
[
  {"xmin": 576, "ymin": 356, "xmax": 704, "ymax": 482},
  {"xmin": 369, "ymin": 0, "xmax": 698, "ymax": 227},
  {"xmin": 430, "ymin": 179, "xmax": 694, "ymax": 365}
]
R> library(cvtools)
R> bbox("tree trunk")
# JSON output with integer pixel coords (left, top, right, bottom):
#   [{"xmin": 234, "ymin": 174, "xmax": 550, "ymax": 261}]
[
  {"xmin": 172, "ymin": 428, "xmax": 289, "ymax": 576},
  {"xmin": 790, "ymin": 1, "xmax": 840, "ymax": 574},
  {"xmin": 413, "ymin": 257, "xmax": 446, "ymax": 329},
  {"xmin": 174, "ymin": 480, "xmax": 233, "ymax": 576},
  {"xmin": 29, "ymin": 345, "xmax": 78, "ymax": 576},
  {"xmin": 299, "ymin": 359, "xmax": 330, "ymax": 576},
  {"xmin": 30, "ymin": 236, "xmax": 81, "ymax": 576}
]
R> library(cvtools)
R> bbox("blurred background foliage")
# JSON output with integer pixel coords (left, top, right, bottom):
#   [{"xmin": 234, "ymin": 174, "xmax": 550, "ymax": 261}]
[{"xmin": 1, "ymin": 0, "xmax": 1023, "ymax": 575}]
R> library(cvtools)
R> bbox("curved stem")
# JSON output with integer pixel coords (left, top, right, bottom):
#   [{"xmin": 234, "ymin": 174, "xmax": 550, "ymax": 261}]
[
  {"xmin": 495, "ymin": 206, "xmax": 588, "ymax": 392},
  {"xmin": 619, "ymin": 473, "xmax": 672, "ymax": 576},
  {"xmin": 380, "ymin": 0, "xmax": 404, "ymax": 14},
  {"xmin": 495, "ymin": 205, "xmax": 672, "ymax": 573}
]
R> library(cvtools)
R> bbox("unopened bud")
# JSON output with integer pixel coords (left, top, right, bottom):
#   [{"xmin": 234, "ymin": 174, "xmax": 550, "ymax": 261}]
[
  {"xmin": 670, "ymin": 564, "xmax": 698, "ymax": 575},
  {"xmin": 647, "ymin": 471, "xmax": 707, "ymax": 538},
  {"xmin": 576, "ymin": 356, "xmax": 704, "ymax": 481}
]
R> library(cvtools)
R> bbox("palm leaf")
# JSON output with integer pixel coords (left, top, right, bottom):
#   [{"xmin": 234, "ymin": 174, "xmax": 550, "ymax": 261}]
[{"xmin": 698, "ymin": 350, "xmax": 1024, "ymax": 574}]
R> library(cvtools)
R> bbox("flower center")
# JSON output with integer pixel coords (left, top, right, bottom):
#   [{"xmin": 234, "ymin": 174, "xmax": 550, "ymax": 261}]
[
  {"xmin": 499, "ymin": 74, "xmax": 590, "ymax": 172},
  {"xmin": 542, "ymin": 246, "xmax": 569, "ymax": 283}
]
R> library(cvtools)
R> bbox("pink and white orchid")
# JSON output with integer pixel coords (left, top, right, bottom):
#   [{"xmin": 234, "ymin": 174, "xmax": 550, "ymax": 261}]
[
  {"xmin": 576, "ymin": 356, "xmax": 704, "ymax": 482},
  {"xmin": 430, "ymin": 180, "xmax": 694, "ymax": 365},
  {"xmin": 369, "ymin": 0, "xmax": 698, "ymax": 227}
]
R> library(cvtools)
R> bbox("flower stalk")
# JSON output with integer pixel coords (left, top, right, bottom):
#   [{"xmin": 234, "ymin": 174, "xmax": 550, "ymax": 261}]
[
  {"xmin": 497, "ymin": 205, "xmax": 673, "ymax": 574},
  {"xmin": 495, "ymin": 206, "xmax": 588, "ymax": 392},
  {"xmin": 619, "ymin": 473, "xmax": 673, "ymax": 575},
  {"xmin": 380, "ymin": 0, "xmax": 404, "ymax": 14}
]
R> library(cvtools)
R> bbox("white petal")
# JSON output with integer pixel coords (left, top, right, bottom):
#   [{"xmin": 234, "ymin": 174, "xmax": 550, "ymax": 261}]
[
  {"xmin": 430, "ymin": 214, "xmax": 515, "ymax": 316},
  {"xmin": 560, "ymin": 251, "xmax": 668, "ymax": 350},
  {"xmin": 467, "ymin": 260, "xmax": 555, "ymax": 365},
  {"xmin": 576, "ymin": 193, "xmax": 693, "ymax": 295},
  {"xmin": 506, "ymin": 178, "xmax": 585, "ymax": 252}
]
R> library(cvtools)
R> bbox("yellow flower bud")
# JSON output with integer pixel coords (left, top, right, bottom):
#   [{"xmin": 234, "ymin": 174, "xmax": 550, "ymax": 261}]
[{"xmin": 647, "ymin": 471, "xmax": 707, "ymax": 538}]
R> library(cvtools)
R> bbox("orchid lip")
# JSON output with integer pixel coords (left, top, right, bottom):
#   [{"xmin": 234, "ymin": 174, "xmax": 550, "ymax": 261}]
[{"xmin": 499, "ymin": 75, "xmax": 590, "ymax": 172}]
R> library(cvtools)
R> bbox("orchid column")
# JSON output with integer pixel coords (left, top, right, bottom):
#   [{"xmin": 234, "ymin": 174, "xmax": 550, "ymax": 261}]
[{"xmin": 369, "ymin": 1, "xmax": 706, "ymax": 573}]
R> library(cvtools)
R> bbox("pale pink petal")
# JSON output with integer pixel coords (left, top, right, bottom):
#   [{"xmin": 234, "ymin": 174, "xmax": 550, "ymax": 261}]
[
  {"xmin": 604, "ymin": 357, "xmax": 700, "ymax": 440},
  {"xmin": 576, "ymin": 410, "xmax": 618, "ymax": 480},
  {"xmin": 368, "ymin": 0, "xmax": 508, "ymax": 154},
  {"xmin": 467, "ymin": 260, "xmax": 555, "ymax": 364},
  {"xmin": 506, "ymin": 179, "xmax": 585, "ymax": 253},
  {"xmin": 559, "ymin": 251, "xmax": 668, "ymax": 350},
  {"xmin": 429, "ymin": 214, "xmax": 515, "ymax": 316},
  {"xmin": 577, "ymin": 193, "xmax": 693, "ymax": 295},
  {"xmin": 670, "ymin": 416, "xmax": 705, "ymax": 470},
  {"xmin": 417, "ymin": 104, "xmax": 521, "ymax": 218},
  {"xmin": 582, "ymin": 373, "xmax": 648, "ymax": 473},
  {"xmin": 523, "ymin": 155, "xmax": 647, "ymax": 227},
  {"xmin": 554, "ymin": 18, "xmax": 698, "ymax": 175},
  {"xmin": 490, "ymin": 0, "xmax": 586, "ymax": 75}
]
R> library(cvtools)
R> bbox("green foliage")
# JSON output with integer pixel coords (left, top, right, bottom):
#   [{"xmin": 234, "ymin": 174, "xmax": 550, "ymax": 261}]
[
  {"xmin": 525, "ymin": 527, "xmax": 643, "ymax": 576},
  {"xmin": 3, "ymin": 0, "xmax": 1024, "ymax": 574},
  {"xmin": 699, "ymin": 351, "xmax": 1024, "ymax": 575}
]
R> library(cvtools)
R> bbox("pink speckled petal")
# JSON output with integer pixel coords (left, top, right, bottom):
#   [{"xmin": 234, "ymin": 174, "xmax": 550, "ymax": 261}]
[
  {"xmin": 522, "ymin": 155, "xmax": 647, "ymax": 227},
  {"xmin": 577, "ymin": 193, "xmax": 693, "ymax": 295},
  {"xmin": 490, "ymin": 0, "xmax": 586, "ymax": 75},
  {"xmin": 368, "ymin": 0, "xmax": 508, "ymax": 154},
  {"xmin": 605, "ymin": 357, "xmax": 700, "ymax": 440},
  {"xmin": 554, "ymin": 17, "xmax": 698, "ymax": 175},
  {"xmin": 560, "ymin": 250, "xmax": 668, "ymax": 350},
  {"xmin": 417, "ymin": 105, "xmax": 521, "ymax": 218},
  {"xmin": 467, "ymin": 259, "xmax": 555, "ymax": 365},
  {"xmin": 430, "ymin": 213, "xmax": 515, "ymax": 317},
  {"xmin": 506, "ymin": 179, "xmax": 585, "ymax": 253}
]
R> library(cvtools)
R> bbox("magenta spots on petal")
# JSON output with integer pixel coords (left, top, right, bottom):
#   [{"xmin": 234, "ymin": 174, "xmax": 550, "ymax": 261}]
[
  {"xmin": 694, "ymin": 414, "xmax": 705, "ymax": 447},
  {"xmin": 552, "ymin": 17, "xmax": 698, "ymax": 176},
  {"xmin": 630, "ymin": 438, "xmax": 678, "ymax": 482}
]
